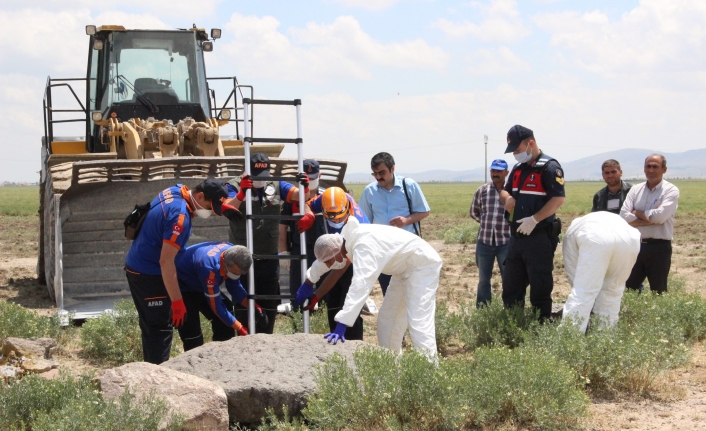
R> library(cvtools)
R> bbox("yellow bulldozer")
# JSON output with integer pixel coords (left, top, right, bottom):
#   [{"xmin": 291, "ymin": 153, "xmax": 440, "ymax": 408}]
[{"xmin": 39, "ymin": 24, "xmax": 346, "ymax": 319}]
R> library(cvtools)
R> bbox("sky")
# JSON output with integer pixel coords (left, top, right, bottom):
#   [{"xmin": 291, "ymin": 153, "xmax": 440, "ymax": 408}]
[{"xmin": 1, "ymin": 0, "xmax": 705, "ymax": 182}]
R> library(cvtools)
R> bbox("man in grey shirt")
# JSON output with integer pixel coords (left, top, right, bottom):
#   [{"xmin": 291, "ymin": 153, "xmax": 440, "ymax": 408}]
[
  {"xmin": 620, "ymin": 154, "xmax": 680, "ymax": 293},
  {"xmin": 592, "ymin": 159, "xmax": 632, "ymax": 214}
]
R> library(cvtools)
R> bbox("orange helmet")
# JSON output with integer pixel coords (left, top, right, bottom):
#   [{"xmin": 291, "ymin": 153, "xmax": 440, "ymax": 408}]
[{"xmin": 322, "ymin": 187, "xmax": 350, "ymax": 223}]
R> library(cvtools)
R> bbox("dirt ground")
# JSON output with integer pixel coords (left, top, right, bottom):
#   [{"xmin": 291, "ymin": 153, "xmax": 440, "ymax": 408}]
[{"xmin": 2, "ymin": 213, "xmax": 706, "ymax": 430}]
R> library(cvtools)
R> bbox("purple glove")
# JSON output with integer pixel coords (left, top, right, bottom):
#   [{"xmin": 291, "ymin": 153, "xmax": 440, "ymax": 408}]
[
  {"xmin": 324, "ymin": 322, "xmax": 348, "ymax": 345},
  {"xmin": 293, "ymin": 282, "xmax": 314, "ymax": 309}
]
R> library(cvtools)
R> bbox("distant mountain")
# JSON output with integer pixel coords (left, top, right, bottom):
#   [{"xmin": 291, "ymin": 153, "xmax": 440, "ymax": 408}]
[
  {"xmin": 344, "ymin": 148, "xmax": 706, "ymax": 183},
  {"xmin": 561, "ymin": 148, "xmax": 706, "ymax": 181}
]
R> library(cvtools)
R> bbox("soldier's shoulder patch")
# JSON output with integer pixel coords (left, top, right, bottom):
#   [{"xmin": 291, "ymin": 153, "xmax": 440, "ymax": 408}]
[
  {"xmin": 556, "ymin": 177, "xmax": 565, "ymax": 185},
  {"xmin": 556, "ymin": 168, "xmax": 563, "ymax": 177}
]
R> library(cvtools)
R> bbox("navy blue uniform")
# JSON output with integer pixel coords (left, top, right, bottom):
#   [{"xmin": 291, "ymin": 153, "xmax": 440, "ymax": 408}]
[
  {"xmin": 502, "ymin": 153, "xmax": 565, "ymax": 319},
  {"xmin": 125, "ymin": 185, "xmax": 192, "ymax": 364}
]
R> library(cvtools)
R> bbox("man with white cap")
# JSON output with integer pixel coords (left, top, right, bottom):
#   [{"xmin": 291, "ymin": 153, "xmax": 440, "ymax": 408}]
[
  {"xmin": 562, "ymin": 211, "xmax": 641, "ymax": 333},
  {"xmin": 313, "ymin": 217, "xmax": 442, "ymax": 356}
]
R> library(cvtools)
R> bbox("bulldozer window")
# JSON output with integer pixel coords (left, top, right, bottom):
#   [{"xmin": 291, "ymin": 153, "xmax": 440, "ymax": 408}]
[{"xmin": 103, "ymin": 31, "xmax": 204, "ymax": 108}]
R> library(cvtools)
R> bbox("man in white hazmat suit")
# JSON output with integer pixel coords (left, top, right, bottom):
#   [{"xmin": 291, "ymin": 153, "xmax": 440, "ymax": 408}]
[
  {"xmin": 562, "ymin": 211, "xmax": 641, "ymax": 333},
  {"xmin": 313, "ymin": 217, "xmax": 442, "ymax": 356}
]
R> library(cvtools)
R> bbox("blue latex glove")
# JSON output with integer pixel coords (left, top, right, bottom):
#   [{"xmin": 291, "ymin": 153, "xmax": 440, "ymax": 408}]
[
  {"xmin": 324, "ymin": 322, "xmax": 348, "ymax": 345},
  {"xmin": 293, "ymin": 282, "xmax": 314, "ymax": 308}
]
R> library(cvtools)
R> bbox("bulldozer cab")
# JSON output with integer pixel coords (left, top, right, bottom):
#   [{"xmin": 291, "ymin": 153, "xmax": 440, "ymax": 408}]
[
  {"xmin": 39, "ymin": 25, "xmax": 348, "ymax": 320},
  {"xmin": 88, "ymin": 27, "xmax": 212, "ymax": 149}
]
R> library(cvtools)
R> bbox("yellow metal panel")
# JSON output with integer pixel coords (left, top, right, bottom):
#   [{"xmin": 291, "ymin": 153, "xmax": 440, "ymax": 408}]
[
  {"xmin": 221, "ymin": 139, "xmax": 243, "ymax": 147},
  {"xmin": 51, "ymin": 141, "xmax": 87, "ymax": 154}
]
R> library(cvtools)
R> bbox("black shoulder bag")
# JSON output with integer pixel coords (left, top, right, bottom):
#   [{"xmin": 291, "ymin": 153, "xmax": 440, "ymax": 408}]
[
  {"xmin": 123, "ymin": 196, "xmax": 184, "ymax": 240},
  {"xmin": 401, "ymin": 177, "xmax": 422, "ymax": 238}
]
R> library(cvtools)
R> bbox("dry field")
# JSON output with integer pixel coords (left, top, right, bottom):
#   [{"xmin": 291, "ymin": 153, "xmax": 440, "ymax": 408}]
[{"xmin": 2, "ymin": 182, "xmax": 706, "ymax": 430}]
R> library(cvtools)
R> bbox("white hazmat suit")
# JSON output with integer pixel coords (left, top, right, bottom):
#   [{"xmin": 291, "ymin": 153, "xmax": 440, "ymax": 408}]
[
  {"xmin": 562, "ymin": 211, "xmax": 641, "ymax": 333},
  {"xmin": 334, "ymin": 217, "xmax": 443, "ymax": 355}
]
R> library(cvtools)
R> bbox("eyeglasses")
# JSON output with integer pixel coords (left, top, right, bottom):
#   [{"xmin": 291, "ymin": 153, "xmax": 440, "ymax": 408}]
[{"xmin": 371, "ymin": 169, "xmax": 388, "ymax": 178}]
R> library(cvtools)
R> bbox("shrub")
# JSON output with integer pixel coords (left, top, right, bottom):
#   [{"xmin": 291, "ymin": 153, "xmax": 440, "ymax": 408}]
[
  {"xmin": 0, "ymin": 373, "xmax": 183, "ymax": 431},
  {"xmin": 280, "ymin": 303, "xmax": 331, "ymax": 335},
  {"xmin": 434, "ymin": 302, "xmax": 462, "ymax": 355},
  {"xmin": 0, "ymin": 301, "xmax": 66, "ymax": 343},
  {"xmin": 437, "ymin": 220, "xmax": 478, "ymax": 244},
  {"xmin": 458, "ymin": 298, "xmax": 540, "ymax": 350},
  {"xmin": 303, "ymin": 346, "xmax": 587, "ymax": 430},
  {"xmin": 79, "ymin": 299, "xmax": 145, "ymax": 365}
]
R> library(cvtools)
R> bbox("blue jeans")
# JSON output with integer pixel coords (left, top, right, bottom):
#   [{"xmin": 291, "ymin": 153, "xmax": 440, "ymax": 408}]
[{"xmin": 476, "ymin": 240, "xmax": 509, "ymax": 307}]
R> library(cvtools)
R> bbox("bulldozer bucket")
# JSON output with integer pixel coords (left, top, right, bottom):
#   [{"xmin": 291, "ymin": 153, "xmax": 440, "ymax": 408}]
[{"xmin": 41, "ymin": 156, "xmax": 347, "ymax": 320}]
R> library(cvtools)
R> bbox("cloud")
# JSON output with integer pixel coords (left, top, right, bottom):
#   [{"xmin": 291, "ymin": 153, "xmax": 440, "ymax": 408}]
[
  {"xmin": 329, "ymin": 0, "xmax": 403, "ymax": 11},
  {"xmin": 432, "ymin": 0, "xmax": 531, "ymax": 43},
  {"xmin": 0, "ymin": 9, "xmax": 169, "ymax": 75},
  {"xmin": 1, "ymin": 1, "xmax": 223, "ymax": 18},
  {"xmin": 467, "ymin": 46, "xmax": 531, "ymax": 75},
  {"xmin": 220, "ymin": 14, "xmax": 448, "ymax": 81},
  {"xmin": 533, "ymin": 0, "xmax": 706, "ymax": 77}
]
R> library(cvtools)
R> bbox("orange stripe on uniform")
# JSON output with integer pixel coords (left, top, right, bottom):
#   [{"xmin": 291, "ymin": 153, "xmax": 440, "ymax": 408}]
[
  {"xmin": 206, "ymin": 271, "xmax": 218, "ymax": 313},
  {"xmin": 286, "ymin": 187, "xmax": 297, "ymax": 203},
  {"xmin": 169, "ymin": 213, "xmax": 186, "ymax": 243}
]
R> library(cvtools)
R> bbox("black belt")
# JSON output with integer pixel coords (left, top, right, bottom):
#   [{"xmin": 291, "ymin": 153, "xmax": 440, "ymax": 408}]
[{"xmin": 641, "ymin": 238, "xmax": 670, "ymax": 244}]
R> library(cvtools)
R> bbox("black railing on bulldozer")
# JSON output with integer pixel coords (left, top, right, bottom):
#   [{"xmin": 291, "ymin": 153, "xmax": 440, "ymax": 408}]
[
  {"xmin": 206, "ymin": 76, "xmax": 253, "ymax": 139},
  {"xmin": 43, "ymin": 76, "xmax": 89, "ymax": 153}
]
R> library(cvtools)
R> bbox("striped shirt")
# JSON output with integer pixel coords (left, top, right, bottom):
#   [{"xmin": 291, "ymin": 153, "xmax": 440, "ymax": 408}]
[{"xmin": 470, "ymin": 182, "xmax": 511, "ymax": 246}]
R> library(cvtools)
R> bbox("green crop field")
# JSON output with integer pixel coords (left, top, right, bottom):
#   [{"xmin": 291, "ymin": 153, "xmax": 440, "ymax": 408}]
[
  {"xmin": 0, "ymin": 186, "xmax": 39, "ymax": 216},
  {"xmin": 2, "ymin": 180, "xmax": 705, "ymax": 218},
  {"xmin": 349, "ymin": 179, "xmax": 706, "ymax": 218}
]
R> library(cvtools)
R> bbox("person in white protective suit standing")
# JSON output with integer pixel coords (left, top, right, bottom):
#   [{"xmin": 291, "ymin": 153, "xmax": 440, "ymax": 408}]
[
  {"xmin": 312, "ymin": 217, "xmax": 442, "ymax": 356},
  {"xmin": 562, "ymin": 211, "xmax": 641, "ymax": 333}
]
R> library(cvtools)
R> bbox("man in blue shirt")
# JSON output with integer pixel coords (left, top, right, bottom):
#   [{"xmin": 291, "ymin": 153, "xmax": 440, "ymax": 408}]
[
  {"xmin": 176, "ymin": 242, "xmax": 267, "ymax": 350},
  {"xmin": 125, "ymin": 179, "xmax": 238, "ymax": 364},
  {"xmin": 358, "ymin": 152, "xmax": 430, "ymax": 294}
]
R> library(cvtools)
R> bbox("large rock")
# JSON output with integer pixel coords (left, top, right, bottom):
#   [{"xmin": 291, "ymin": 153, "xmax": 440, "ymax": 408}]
[
  {"xmin": 1, "ymin": 337, "xmax": 57, "ymax": 359},
  {"xmin": 163, "ymin": 333, "xmax": 371, "ymax": 424},
  {"xmin": 96, "ymin": 362, "xmax": 229, "ymax": 431}
]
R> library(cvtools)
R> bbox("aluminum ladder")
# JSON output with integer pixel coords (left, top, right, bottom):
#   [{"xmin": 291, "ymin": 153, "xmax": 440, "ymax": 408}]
[{"xmin": 242, "ymin": 98, "xmax": 311, "ymax": 333}]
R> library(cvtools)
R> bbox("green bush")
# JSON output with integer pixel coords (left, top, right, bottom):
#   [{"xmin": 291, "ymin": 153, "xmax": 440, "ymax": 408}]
[
  {"xmin": 437, "ymin": 220, "xmax": 478, "ymax": 244},
  {"xmin": 79, "ymin": 299, "xmax": 146, "ymax": 365},
  {"xmin": 525, "ymin": 318, "xmax": 690, "ymax": 397},
  {"xmin": 458, "ymin": 298, "xmax": 540, "ymax": 350},
  {"xmin": 279, "ymin": 303, "xmax": 331, "ymax": 335},
  {"xmin": 0, "ymin": 301, "xmax": 66, "ymax": 343},
  {"xmin": 302, "ymin": 346, "xmax": 587, "ymax": 430},
  {"xmin": 434, "ymin": 302, "xmax": 462, "ymax": 354},
  {"xmin": 0, "ymin": 373, "xmax": 183, "ymax": 431}
]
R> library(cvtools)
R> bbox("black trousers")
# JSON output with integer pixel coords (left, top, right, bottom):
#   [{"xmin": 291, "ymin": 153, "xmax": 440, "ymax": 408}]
[
  {"xmin": 625, "ymin": 240, "xmax": 672, "ymax": 294},
  {"xmin": 324, "ymin": 265, "xmax": 364, "ymax": 340},
  {"xmin": 289, "ymin": 241, "xmax": 316, "ymax": 298},
  {"xmin": 177, "ymin": 291, "xmax": 236, "ymax": 352},
  {"xmin": 234, "ymin": 259, "xmax": 279, "ymax": 334},
  {"xmin": 501, "ymin": 230, "xmax": 557, "ymax": 320},
  {"xmin": 378, "ymin": 273, "xmax": 392, "ymax": 296},
  {"xmin": 125, "ymin": 269, "xmax": 172, "ymax": 365}
]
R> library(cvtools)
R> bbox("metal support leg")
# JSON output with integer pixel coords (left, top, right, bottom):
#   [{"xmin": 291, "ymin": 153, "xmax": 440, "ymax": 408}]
[
  {"xmin": 243, "ymin": 102, "xmax": 256, "ymax": 334},
  {"xmin": 296, "ymin": 103, "xmax": 310, "ymax": 334}
]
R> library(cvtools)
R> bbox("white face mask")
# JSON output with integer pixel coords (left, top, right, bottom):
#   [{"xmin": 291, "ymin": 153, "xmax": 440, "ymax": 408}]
[
  {"xmin": 330, "ymin": 259, "xmax": 346, "ymax": 270},
  {"xmin": 226, "ymin": 271, "xmax": 240, "ymax": 280},
  {"xmin": 191, "ymin": 194, "xmax": 212, "ymax": 219},
  {"xmin": 309, "ymin": 178, "xmax": 319, "ymax": 190},
  {"xmin": 252, "ymin": 180, "xmax": 267, "ymax": 189},
  {"xmin": 513, "ymin": 144, "xmax": 532, "ymax": 164},
  {"xmin": 327, "ymin": 219, "xmax": 346, "ymax": 229}
]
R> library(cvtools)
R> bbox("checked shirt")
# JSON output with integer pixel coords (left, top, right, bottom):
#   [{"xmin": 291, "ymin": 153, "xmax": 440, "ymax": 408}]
[{"xmin": 470, "ymin": 182, "xmax": 511, "ymax": 247}]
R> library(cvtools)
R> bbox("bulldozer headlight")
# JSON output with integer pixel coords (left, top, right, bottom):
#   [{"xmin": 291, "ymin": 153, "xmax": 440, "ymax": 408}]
[
  {"xmin": 220, "ymin": 109, "xmax": 231, "ymax": 120},
  {"xmin": 202, "ymin": 41, "xmax": 213, "ymax": 52},
  {"xmin": 86, "ymin": 25, "xmax": 96, "ymax": 36},
  {"xmin": 91, "ymin": 111, "xmax": 103, "ymax": 122},
  {"xmin": 93, "ymin": 39, "xmax": 104, "ymax": 50},
  {"xmin": 211, "ymin": 28, "xmax": 221, "ymax": 39}
]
